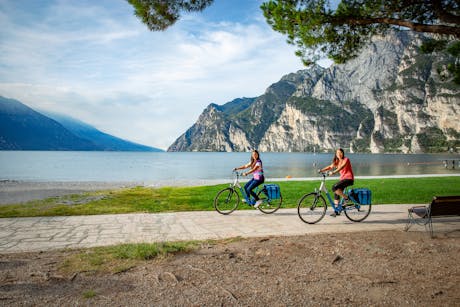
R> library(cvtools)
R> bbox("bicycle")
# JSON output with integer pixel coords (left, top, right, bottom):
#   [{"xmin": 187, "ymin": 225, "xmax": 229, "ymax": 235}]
[
  {"xmin": 214, "ymin": 171, "xmax": 282, "ymax": 215},
  {"xmin": 297, "ymin": 172, "xmax": 372, "ymax": 224}
]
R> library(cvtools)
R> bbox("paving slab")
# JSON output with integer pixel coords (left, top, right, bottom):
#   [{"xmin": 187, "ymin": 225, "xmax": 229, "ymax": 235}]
[{"xmin": 0, "ymin": 204, "xmax": 459, "ymax": 253}]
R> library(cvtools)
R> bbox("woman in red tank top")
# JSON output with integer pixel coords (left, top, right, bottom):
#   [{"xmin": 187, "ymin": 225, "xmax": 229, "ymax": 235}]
[{"xmin": 319, "ymin": 148, "xmax": 354, "ymax": 211}]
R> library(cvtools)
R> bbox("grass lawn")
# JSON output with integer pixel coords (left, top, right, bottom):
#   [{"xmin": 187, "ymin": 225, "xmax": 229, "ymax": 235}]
[{"xmin": 0, "ymin": 176, "xmax": 459, "ymax": 218}]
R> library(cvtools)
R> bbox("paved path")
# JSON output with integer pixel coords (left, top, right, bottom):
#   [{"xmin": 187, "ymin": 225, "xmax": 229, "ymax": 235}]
[{"xmin": 1, "ymin": 205, "xmax": 459, "ymax": 253}]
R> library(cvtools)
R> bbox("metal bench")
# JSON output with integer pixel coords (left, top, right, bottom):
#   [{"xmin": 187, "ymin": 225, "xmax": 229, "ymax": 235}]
[{"xmin": 404, "ymin": 196, "xmax": 460, "ymax": 237}]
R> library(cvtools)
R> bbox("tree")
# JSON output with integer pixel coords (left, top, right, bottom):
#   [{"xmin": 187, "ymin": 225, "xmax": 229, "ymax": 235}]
[
  {"xmin": 261, "ymin": 0, "xmax": 460, "ymax": 66},
  {"xmin": 127, "ymin": 0, "xmax": 460, "ymax": 70},
  {"xmin": 127, "ymin": 0, "xmax": 213, "ymax": 31}
]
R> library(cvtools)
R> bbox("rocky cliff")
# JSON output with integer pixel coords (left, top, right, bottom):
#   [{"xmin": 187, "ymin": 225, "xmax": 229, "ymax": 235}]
[{"xmin": 168, "ymin": 30, "xmax": 460, "ymax": 153}]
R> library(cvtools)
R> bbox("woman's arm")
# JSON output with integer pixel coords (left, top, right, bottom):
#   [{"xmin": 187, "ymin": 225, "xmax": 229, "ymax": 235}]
[
  {"xmin": 234, "ymin": 162, "xmax": 250, "ymax": 171},
  {"xmin": 319, "ymin": 164, "xmax": 334, "ymax": 172},
  {"xmin": 330, "ymin": 159, "xmax": 348, "ymax": 175},
  {"xmin": 243, "ymin": 162, "xmax": 261, "ymax": 176}
]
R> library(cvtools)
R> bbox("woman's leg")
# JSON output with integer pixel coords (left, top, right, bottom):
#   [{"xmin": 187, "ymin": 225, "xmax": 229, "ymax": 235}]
[
  {"xmin": 244, "ymin": 179, "xmax": 255, "ymax": 201},
  {"xmin": 245, "ymin": 179, "xmax": 263, "ymax": 201},
  {"xmin": 332, "ymin": 182, "xmax": 341, "ymax": 205},
  {"xmin": 332, "ymin": 180, "xmax": 354, "ymax": 203},
  {"xmin": 335, "ymin": 189, "xmax": 345, "ymax": 202}
]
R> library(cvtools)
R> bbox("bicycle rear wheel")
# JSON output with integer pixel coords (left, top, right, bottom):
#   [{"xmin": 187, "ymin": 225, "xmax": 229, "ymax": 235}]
[
  {"xmin": 214, "ymin": 187, "xmax": 239, "ymax": 215},
  {"xmin": 343, "ymin": 202, "xmax": 371, "ymax": 222},
  {"xmin": 297, "ymin": 193, "xmax": 327, "ymax": 224},
  {"xmin": 256, "ymin": 189, "xmax": 282, "ymax": 214}
]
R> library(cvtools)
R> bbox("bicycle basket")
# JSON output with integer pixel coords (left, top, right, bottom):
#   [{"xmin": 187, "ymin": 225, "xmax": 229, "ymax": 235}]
[
  {"xmin": 264, "ymin": 184, "xmax": 281, "ymax": 199},
  {"xmin": 349, "ymin": 188, "xmax": 372, "ymax": 205}
]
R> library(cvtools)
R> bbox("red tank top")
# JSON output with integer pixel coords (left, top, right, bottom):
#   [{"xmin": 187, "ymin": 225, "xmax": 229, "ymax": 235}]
[{"xmin": 339, "ymin": 157, "xmax": 354, "ymax": 180}]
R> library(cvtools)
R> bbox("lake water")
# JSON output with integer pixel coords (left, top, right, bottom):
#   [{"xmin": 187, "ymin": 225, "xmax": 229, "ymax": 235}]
[{"xmin": 1, "ymin": 151, "xmax": 459, "ymax": 184}]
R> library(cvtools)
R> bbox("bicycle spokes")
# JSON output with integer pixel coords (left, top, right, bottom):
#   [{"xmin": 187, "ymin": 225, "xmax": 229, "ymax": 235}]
[
  {"xmin": 310, "ymin": 195, "xmax": 320, "ymax": 210},
  {"xmin": 214, "ymin": 188, "xmax": 239, "ymax": 215},
  {"xmin": 226, "ymin": 191, "xmax": 235, "ymax": 203},
  {"xmin": 257, "ymin": 189, "xmax": 282, "ymax": 214},
  {"xmin": 343, "ymin": 202, "xmax": 371, "ymax": 222},
  {"xmin": 297, "ymin": 193, "xmax": 327, "ymax": 224}
]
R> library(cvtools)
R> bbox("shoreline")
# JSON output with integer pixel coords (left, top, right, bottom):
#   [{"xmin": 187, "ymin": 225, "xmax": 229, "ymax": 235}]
[
  {"xmin": 0, "ymin": 181, "xmax": 143, "ymax": 205},
  {"xmin": 1, "ymin": 174, "xmax": 459, "ymax": 205}
]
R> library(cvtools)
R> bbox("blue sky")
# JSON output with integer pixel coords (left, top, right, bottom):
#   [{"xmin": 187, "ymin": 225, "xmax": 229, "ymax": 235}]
[{"xmin": 0, "ymin": 0, "xmax": 332, "ymax": 150}]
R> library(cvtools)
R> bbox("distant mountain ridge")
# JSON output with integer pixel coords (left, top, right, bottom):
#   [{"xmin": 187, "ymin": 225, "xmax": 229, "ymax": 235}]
[
  {"xmin": 168, "ymin": 30, "xmax": 460, "ymax": 153},
  {"xmin": 43, "ymin": 112, "xmax": 160, "ymax": 152},
  {"xmin": 0, "ymin": 96, "xmax": 162, "ymax": 151}
]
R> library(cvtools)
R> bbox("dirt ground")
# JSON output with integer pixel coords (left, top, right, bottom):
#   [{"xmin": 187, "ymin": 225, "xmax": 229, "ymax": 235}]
[{"xmin": 1, "ymin": 230, "xmax": 459, "ymax": 306}]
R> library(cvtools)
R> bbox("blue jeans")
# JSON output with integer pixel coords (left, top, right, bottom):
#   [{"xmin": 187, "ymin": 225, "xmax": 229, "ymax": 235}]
[{"xmin": 244, "ymin": 177, "xmax": 264, "ymax": 202}]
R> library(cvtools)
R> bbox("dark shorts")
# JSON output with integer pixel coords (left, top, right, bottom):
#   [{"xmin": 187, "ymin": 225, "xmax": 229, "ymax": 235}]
[{"xmin": 332, "ymin": 179, "xmax": 354, "ymax": 199}]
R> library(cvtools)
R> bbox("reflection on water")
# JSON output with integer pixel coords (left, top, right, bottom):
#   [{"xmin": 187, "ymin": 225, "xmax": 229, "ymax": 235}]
[{"xmin": 0, "ymin": 151, "xmax": 459, "ymax": 182}]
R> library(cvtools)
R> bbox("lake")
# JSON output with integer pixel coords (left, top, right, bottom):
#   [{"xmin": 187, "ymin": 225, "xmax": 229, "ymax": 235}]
[{"xmin": 1, "ymin": 151, "xmax": 459, "ymax": 184}]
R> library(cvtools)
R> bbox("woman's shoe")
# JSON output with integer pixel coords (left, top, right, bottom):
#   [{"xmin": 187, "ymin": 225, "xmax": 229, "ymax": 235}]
[{"xmin": 330, "ymin": 211, "xmax": 340, "ymax": 217}]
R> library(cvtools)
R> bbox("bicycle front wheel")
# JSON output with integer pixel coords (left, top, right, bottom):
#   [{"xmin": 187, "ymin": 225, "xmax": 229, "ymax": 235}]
[
  {"xmin": 297, "ymin": 193, "xmax": 327, "ymax": 224},
  {"xmin": 214, "ymin": 188, "xmax": 239, "ymax": 215},
  {"xmin": 344, "ymin": 202, "xmax": 372, "ymax": 222},
  {"xmin": 256, "ymin": 189, "xmax": 282, "ymax": 214}
]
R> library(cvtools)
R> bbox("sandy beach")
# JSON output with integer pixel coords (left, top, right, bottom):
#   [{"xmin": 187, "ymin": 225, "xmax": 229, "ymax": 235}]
[
  {"xmin": 0, "ymin": 179, "xmax": 235, "ymax": 205},
  {"xmin": 0, "ymin": 180, "xmax": 142, "ymax": 205}
]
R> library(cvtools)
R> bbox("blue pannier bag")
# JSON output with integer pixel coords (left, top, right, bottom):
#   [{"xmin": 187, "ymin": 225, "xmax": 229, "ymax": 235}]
[
  {"xmin": 264, "ymin": 184, "xmax": 281, "ymax": 199},
  {"xmin": 349, "ymin": 188, "xmax": 372, "ymax": 205}
]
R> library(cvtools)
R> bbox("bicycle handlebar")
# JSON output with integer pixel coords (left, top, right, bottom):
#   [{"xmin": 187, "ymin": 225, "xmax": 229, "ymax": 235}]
[{"xmin": 318, "ymin": 171, "xmax": 333, "ymax": 178}]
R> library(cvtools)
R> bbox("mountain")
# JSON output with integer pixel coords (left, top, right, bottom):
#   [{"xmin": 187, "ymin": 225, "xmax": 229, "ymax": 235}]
[
  {"xmin": 0, "ymin": 96, "xmax": 162, "ymax": 151},
  {"xmin": 168, "ymin": 30, "xmax": 460, "ymax": 153},
  {"xmin": 0, "ymin": 96, "xmax": 96, "ymax": 150},
  {"xmin": 43, "ymin": 112, "xmax": 162, "ymax": 152}
]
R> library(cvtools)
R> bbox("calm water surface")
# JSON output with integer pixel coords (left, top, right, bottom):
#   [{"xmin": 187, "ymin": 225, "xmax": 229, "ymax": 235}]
[{"xmin": 0, "ymin": 151, "xmax": 459, "ymax": 183}]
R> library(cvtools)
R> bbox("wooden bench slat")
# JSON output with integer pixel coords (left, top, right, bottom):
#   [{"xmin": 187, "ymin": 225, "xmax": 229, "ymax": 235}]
[{"xmin": 430, "ymin": 196, "xmax": 460, "ymax": 217}]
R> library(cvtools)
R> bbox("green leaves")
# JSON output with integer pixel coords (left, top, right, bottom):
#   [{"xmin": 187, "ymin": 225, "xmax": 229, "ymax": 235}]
[
  {"xmin": 127, "ymin": 0, "xmax": 213, "ymax": 31},
  {"xmin": 261, "ymin": 0, "xmax": 460, "ymax": 67},
  {"xmin": 420, "ymin": 39, "xmax": 460, "ymax": 84},
  {"xmin": 420, "ymin": 39, "xmax": 448, "ymax": 54}
]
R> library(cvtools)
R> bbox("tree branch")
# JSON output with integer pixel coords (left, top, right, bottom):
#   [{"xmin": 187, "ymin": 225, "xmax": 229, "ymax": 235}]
[
  {"xmin": 342, "ymin": 17, "xmax": 460, "ymax": 38},
  {"xmin": 431, "ymin": 0, "xmax": 460, "ymax": 26}
]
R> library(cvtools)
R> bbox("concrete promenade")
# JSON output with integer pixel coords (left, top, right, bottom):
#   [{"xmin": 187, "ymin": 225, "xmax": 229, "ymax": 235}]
[{"xmin": 2, "ymin": 204, "xmax": 459, "ymax": 254}]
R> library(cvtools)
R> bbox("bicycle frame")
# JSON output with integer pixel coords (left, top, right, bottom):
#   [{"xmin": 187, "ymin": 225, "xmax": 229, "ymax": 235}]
[
  {"xmin": 232, "ymin": 171, "xmax": 255, "ymax": 205},
  {"xmin": 316, "ymin": 173, "xmax": 348, "ymax": 213}
]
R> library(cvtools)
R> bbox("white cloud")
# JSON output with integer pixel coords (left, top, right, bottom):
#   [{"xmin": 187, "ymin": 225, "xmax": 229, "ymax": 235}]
[{"xmin": 0, "ymin": 0, "xmax": 308, "ymax": 150}]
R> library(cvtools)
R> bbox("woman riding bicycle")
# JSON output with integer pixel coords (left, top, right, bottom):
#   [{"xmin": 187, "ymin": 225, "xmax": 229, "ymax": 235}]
[
  {"xmin": 319, "ymin": 148, "xmax": 354, "ymax": 214},
  {"xmin": 234, "ymin": 150, "xmax": 264, "ymax": 208}
]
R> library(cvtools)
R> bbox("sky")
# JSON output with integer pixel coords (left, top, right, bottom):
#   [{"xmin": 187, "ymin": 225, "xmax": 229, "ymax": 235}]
[{"xmin": 0, "ymin": 0, "xmax": 332, "ymax": 150}]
